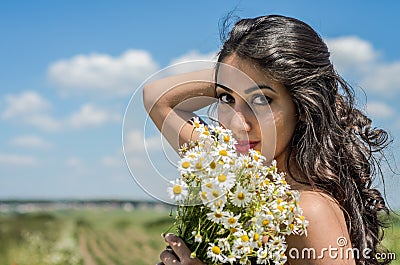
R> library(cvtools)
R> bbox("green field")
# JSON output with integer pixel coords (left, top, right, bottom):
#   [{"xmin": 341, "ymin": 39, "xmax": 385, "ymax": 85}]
[{"xmin": 0, "ymin": 208, "xmax": 398, "ymax": 265}]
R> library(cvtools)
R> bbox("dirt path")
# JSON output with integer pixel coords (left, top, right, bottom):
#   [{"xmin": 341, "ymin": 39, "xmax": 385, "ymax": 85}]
[
  {"xmin": 79, "ymin": 230, "xmax": 97, "ymax": 265},
  {"xmin": 86, "ymin": 229, "xmax": 117, "ymax": 265}
]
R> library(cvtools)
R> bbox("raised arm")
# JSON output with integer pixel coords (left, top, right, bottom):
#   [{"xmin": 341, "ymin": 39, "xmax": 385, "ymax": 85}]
[{"xmin": 143, "ymin": 68, "xmax": 216, "ymax": 151}]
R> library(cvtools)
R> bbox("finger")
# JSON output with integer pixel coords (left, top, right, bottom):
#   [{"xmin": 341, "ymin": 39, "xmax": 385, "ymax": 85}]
[
  {"xmin": 164, "ymin": 233, "xmax": 192, "ymax": 262},
  {"xmin": 160, "ymin": 249, "xmax": 180, "ymax": 265}
]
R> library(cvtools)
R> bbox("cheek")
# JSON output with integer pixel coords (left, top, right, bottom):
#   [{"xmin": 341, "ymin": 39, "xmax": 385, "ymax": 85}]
[
  {"xmin": 256, "ymin": 112, "xmax": 276, "ymax": 162},
  {"xmin": 217, "ymin": 106, "xmax": 232, "ymax": 128},
  {"xmin": 257, "ymin": 109, "xmax": 297, "ymax": 162},
  {"xmin": 272, "ymin": 110, "xmax": 297, "ymax": 155}
]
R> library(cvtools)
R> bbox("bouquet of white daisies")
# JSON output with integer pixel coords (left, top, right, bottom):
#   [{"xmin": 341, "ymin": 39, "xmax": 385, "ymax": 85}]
[{"xmin": 167, "ymin": 118, "xmax": 308, "ymax": 265}]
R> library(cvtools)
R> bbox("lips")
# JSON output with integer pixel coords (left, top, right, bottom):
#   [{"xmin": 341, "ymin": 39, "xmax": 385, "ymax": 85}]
[{"xmin": 235, "ymin": 140, "xmax": 260, "ymax": 153}]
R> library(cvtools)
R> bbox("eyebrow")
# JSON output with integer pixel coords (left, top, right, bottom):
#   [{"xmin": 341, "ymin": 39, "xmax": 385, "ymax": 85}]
[{"xmin": 216, "ymin": 83, "xmax": 276, "ymax": 94}]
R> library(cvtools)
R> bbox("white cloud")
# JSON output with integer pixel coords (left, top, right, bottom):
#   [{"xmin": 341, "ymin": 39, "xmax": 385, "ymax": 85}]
[
  {"xmin": 326, "ymin": 36, "xmax": 379, "ymax": 70},
  {"xmin": 124, "ymin": 129, "xmax": 162, "ymax": 153},
  {"xmin": 0, "ymin": 153, "xmax": 39, "ymax": 166},
  {"xmin": 361, "ymin": 62, "xmax": 400, "ymax": 92},
  {"xmin": 1, "ymin": 91, "xmax": 120, "ymax": 131},
  {"xmin": 326, "ymin": 36, "xmax": 400, "ymax": 93},
  {"xmin": 365, "ymin": 102, "xmax": 395, "ymax": 118},
  {"xmin": 47, "ymin": 49, "xmax": 159, "ymax": 96},
  {"xmin": 67, "ymin": 104, "xmax": 121, "ymax": 129},
  {"xmin": 169, "ymin": 50, "xmax": 217, "ymax": 65},
  {"xmin": 166, "ymin": 50, "xmax": 217, "ymax": 75},
  {"xmin": 1, "ymin": 91, "xmax": 61, "ymax": 131},
  {"xmin": 9, "ymin": 135, "xmax": 52, "ymax": 149},
  {"xmin": 102, "ymin": 156, "xmax": 123, "ymax": 168},
  {"xmin": 1, "ymin": 91, "xmax": 51, "ymax": 119},
  {"xmin": 66, "ymin": 157, "xmax": 82, "ymax": 167}
]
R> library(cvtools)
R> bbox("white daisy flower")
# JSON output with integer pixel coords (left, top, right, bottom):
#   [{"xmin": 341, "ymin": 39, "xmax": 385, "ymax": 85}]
[
  {"xmin": 218, "ymin": 238, "xmax": 231, "ymax": 252},
  {"xmin": 202, "ymin": 181, "xmax": 227, "ymax": 209},
  {"xmin": 238, "ymin": 255, "xmax": 250, "ymax": 265},
  {"xmin": 178, "ymin": 157, "xmax": 192, "ymax": 174},
  {"xmin": 248, "ymin": 149, "xmax": 266, "ymax": 167},
  {"xmin": 249, "ymin": 230, "xmax": 263, "ymax": 249},
  {"xmin": 167, "ymin": 179, "xmax": 188, "ymax": 201},
  {"xmin": 207, "ymin": 243, "xmax": 226, "ymax": 263},
  {"xmin": 232, "ymin": 230, "xmax": 252, "ymax": 256},
  {"xmin": 211, "ymin": 146, "xmax": 235, "ymax": 163},
  {"xmin": 194, "ymin": 232, "xmax": 203, "ymax": 243},
  {"xmin": 215, "ymin": 172, "xmax": 236, "ymax": 190},
  {"xmin": 206, "ymin": 209, "xmax": 227, "ymax": 224},
  {"xmin": 222, "ymin": 212, "xmax": 241, "ymax": 229},
  {"xmin": 230, "ymin": 185, "xmax": 252, "ymax": 207},
  {"xmin": 256, "ymin": 248, "xmax": 270, "ymax": 265},
  {"xmin": 225, "ymin": 254, "xmax": 237, "ymax": 264},
  {"xmin": 256, "ymin": 212, "xmax": 275, "ymax": 230},
  {"xmin": 295, "ymin": 215, "xmax": 309, "ymax": 235}
]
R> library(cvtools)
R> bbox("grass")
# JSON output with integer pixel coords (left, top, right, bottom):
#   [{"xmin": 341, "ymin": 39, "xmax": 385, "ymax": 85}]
[{"xmin": 0, "ymin": 207, "xmax": 398, "ymax": 265}]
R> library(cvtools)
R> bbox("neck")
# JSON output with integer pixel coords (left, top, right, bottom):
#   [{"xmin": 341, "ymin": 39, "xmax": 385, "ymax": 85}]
[{"xmin": 275, "ymin": 150, "xmax": 313, "ymax": 191}]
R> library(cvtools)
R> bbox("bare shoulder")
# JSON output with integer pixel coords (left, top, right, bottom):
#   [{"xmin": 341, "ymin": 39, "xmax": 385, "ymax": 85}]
[
  {"xmin": 297, "ymin": 190, "xmax": 348, "ymax": 235},
  {"xmin": 298, "ymin": 190, "xmax": 344, "ymax": 220},
  {"xmin": 286, "ymin": 190, "xmax": 355, "ymax": 265}
]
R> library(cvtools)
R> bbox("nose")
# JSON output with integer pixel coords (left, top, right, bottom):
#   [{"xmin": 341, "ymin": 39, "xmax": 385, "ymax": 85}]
[{"xmin": 230, "ymin": 110, "xmax": 251, "ymax": 133}]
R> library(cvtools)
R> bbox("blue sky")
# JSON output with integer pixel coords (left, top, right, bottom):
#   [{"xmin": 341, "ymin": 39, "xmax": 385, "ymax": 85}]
[{"xmin": 1, "ymin": 1, "xmax": 399, "ymax": 208}]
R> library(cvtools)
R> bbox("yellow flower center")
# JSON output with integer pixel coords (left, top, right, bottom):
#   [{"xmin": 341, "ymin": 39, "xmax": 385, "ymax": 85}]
[
  {"xmin": 262, "ymin": 219, "xmax": 269, "ymax": 226},
  {"xmin": 237, "ymin": 192, "xmax": 245, "ymax": 200},
  {"xmin": 223, "ymin": 135, "xmax": 230, "ymax": 142},
  {"xmin": 289, "ymin": 224, "xmax": 295, "ymax": 230},
  {"xmin": 228, "ymin": 217, "xmax": 236, "ymax": 224},
  {"xmin": 261, "ymin": 251, "xmax": 268, "ymax": 258},
  {"xmin": 211, "ymin": 246, "xmax": 221, "ymax": 255},
  {"xmin": 173, "ymin": 185, "xmax": 182, "ymax": 195},
  {"xmin": 253, "ymin": 233, "xmax": 260, "ymax": 241},
  {"xmin": 205, "ymin": 182, "xmax": 213, "ymax": 188},
  {"xmin": 218, "ymin": 174, "xmax": 227, "ymax": 182},
  {"xmin": 219, "ymin": 150, "xmax": 227, "ymax": 156},
  {"xmin": 241, "ymin": 235, "xmax": 249, "ymax": 242},
  {"xmin": 201, "ymin": 191, "xmax": 207, "ymax": 200},
  {"xmin": 212, "ymin": 190, "xmax": 219, "ymax": 198},
  {"xmin": 210, "ymin": 161, "xmax": 216, "ymax": 169},
  {"xmin": 182, "ymin": 161, "xmax": 190, "ymax": 168},
  {"xmin": 214, "ymin": 212, "xmax": 223, "ymax": 218},
  {"xmin": 202, "ymin": 131, "xmax": 210, "ymax": 136},
  {"xmin": 195, "ymin": 162, "xmax": 202, "ymax": 169},
  {"xmin": 299, "ymin": 215, "xmax": 305, "ymax": 221},
  {"xmin": 277, "ymin": 205, "xmax": 284, "ymax": 212}
]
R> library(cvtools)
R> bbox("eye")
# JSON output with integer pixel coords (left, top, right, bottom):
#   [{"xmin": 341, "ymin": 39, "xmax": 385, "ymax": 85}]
[
  {"xmin": 218, "ymin": 93, "xmax": 235, "ymax": 104},
  {"xmin": 252, "ymin": 94, "xmax": 272, "ymax": 105}
]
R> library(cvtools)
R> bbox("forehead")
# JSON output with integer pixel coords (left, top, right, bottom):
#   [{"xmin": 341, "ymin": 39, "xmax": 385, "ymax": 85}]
[{"xmin": 217, "ymin": 54, "xmax": 284, "ymax": 94}]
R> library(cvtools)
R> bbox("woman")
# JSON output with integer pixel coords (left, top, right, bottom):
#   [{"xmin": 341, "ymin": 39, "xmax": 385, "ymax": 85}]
[{"xmin": 143, "ymin": 15, "xmax": 391, "ymax": 265}]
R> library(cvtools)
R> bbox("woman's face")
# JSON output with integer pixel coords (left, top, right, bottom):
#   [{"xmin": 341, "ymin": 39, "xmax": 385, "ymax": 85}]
[{"xmin": 216, "ymin": 54, "xmax": 298, "ymax": 167}]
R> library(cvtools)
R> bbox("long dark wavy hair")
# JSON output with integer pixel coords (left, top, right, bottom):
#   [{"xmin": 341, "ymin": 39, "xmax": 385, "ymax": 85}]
[{"xmin": 216, "ymin": 14, "xmax": 392, "ymax": 264}]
